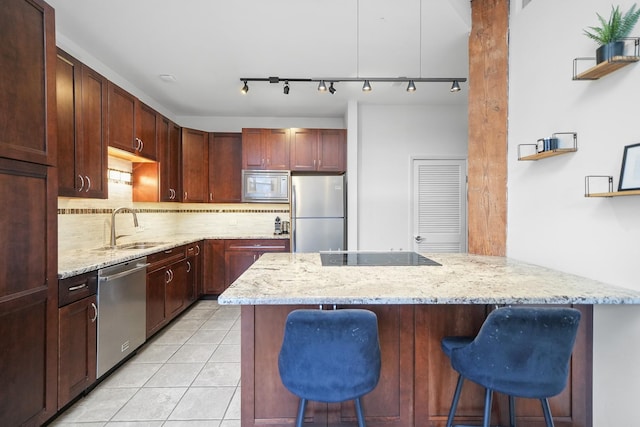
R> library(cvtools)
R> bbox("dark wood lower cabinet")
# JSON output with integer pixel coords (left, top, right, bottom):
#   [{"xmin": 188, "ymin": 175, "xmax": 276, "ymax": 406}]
[
  {"xmin": 240, "ymin": 304, "xmax": 592, "ymax": 427},
  {"xmin": 58, "ymin": 295, "xmax": 97, "ymax": 409}
]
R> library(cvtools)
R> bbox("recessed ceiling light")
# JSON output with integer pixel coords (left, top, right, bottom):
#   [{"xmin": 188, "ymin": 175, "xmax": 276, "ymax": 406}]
[{"xmin": 159, "ymin": 74, "xmax": 177, "ymax": 82}]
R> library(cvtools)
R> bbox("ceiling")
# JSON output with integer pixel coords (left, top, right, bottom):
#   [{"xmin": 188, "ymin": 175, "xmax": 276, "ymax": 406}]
[{"xmin": 47, "ymin": 0, "xmax": 471, "ymax": 120}]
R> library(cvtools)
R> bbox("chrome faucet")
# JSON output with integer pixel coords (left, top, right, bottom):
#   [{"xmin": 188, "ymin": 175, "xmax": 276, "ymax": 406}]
[{"xmin": 110, "ymin": 207, "xmax": 139, "ymax": 247}]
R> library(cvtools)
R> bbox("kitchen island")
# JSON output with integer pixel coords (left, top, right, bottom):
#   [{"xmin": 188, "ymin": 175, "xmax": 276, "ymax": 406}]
[{"xmin": 218, "ymin": 252, "xmax": 640, "ymax": 427}]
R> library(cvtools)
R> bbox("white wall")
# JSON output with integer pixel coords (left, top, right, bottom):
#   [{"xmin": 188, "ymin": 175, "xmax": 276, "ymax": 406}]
[
  {"xmin": 508, "ymin": 1, "xmax": 640, "ymax": 424},
  {"xmin": 355, "ymin": 104, "xmax": 468, "ymax": 250}
]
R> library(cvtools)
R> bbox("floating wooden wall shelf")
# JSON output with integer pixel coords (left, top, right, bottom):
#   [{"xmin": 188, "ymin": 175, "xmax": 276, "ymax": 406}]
[
  {"xmin": 518, "ymin": 132, "xmax": 578, "ymax": 161},
  {"xmin": 573, "ymin": 38, "xmax": 640, "ymax": 80},
  {"xmin": 584, "ymin": 175, "xmax": 640, "ymax": 197}
]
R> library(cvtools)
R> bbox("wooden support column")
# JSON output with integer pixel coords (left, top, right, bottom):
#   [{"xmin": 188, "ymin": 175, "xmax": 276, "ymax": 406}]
[{"xmin": 467, "ymin": 0, "xmax": 509, "ymax": 256}]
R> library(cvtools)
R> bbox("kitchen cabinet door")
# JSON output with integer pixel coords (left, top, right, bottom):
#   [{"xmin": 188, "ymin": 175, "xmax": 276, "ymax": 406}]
[
  {"xmin": 146, "ymin": 267, "xmax": 167, "ymax": 338},
  {"xmin": 264, "ymin": 128, "xmax": 290, "ymax": 170},
  {"xmin": 182, "ymin": 128, "xmax": 209, "ymax": 202},
  {"xmin": 289, "ymin": 128, "xmax": 318, "ymax": 171},
  {"xmin": 186, "ymin": 242, "xmax": 202, "ymax": 302},
  {"xmin": 203, "ymin": 239, "xmax": 226, "ymax": 295},
  {"xmin": 242, "ymin": 128, "xmax": 265, "ymax": 169},
  {"xmin": 209, "ymin": 132, "xmax": 242, "ymax": 203},
  {"xmin": 137, "ymin": 102, "xmax": 158, "ymax": 161},
  {"xmin": 57, "ymin": 49, "xmax": 108, "ymax": 198},
  {"xmin": 108, "ymin": 82, "xmax": 138, "ymax": 154},
  {"xmin": 0, "ymin": 0, "xmax": 56, "ymax": 166},
  {"xmin": 317, "ymin": 129, "xmax": 346, "ymax": 172},
  {"xmin": 161, "ymin": 119, "xmax": 181, "ymax": 201},
  {"xmin": 58, "ymin": 295, "xmax": 97, "ymax": 409},
  {"xmin": 165, "ymin": 259, "xmax": 188, "ymax": 319}
]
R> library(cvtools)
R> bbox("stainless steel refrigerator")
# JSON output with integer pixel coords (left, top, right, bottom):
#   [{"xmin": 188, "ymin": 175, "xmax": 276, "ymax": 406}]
[{"xmin": 291, "ymin": 174, "xmax": 346, "ymax": 252}]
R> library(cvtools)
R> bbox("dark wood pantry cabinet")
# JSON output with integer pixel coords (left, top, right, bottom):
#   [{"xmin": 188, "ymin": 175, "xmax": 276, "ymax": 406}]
[
  {"xmin": 56, "ymin": 49, "xmax": 108, "ymax": 198},
  {"xmin": 0, "ymin": 0, "xmax": 58, "ymax": 425}
]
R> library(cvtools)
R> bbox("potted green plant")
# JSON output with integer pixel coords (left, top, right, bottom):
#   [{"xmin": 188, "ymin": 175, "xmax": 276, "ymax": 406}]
[{"xmin": 584, "ymin": 3, "xmax": 640, "ymax": 63}]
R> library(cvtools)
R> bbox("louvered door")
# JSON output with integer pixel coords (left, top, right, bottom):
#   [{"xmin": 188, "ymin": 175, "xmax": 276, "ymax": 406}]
[{"xmin": 412, "ymin": 159, "xmax": 467, "ymax": 253}]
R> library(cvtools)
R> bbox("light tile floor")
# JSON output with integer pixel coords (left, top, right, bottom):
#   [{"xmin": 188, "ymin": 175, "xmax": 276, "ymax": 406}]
[{"xmin": 50, "ymin": 299, "xmax": 241, "ymax": 427}]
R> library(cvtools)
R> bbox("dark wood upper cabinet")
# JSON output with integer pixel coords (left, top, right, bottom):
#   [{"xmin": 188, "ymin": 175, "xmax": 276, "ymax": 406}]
[
  {"xmin": 0, "ymin": 0, "xmax": 56, "ymax": 166},
  {"xmin": 290, "ymin": 128, "xmax": 346, "ymax": 172},
  {"xmin": 182, "ymin": 128, "xmax": 209, "ymax": 202},
  {"xmin": 209, "ymin": 132, "xmax": 242, "ymax": 203},
  {"xmin": 0, "ymin": 1, "xmax": 58, "ymax": 425},
  {"xmin": 242, "ymin": 128, "xmax": 290, "ymax": 170},
  {"xmin": 56, "ymin": 49, "xmax": 108, "ymax": 198},
  {"xmin": 107, "ymin": 82, "xmax": 137, "ymax": 154},
  {"xmin": 160, "ymin": 118, "xmax": 181, "ymax": 202},
  {"xmin": 289, "ymin": 128, "xmax": 318, "ymax": 171},
  {"xmin": 137, "ymin": 102, "xmax": 158, "ymax": 161}
]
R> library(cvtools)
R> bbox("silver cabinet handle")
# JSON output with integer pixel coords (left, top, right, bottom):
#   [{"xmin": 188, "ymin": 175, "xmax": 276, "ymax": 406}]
[
  {"xmin": 85, "ymin": 175, "xmax": 91, "ymax": 192},
  {"xmin": 184, "ymin": 191, "xmax": 187, "ymax": 200},
  {"xmin": 140, "ymin": 139, "xmax": 144, "ymax": 152},
  {"xmin": 78, "ymin": 174, "xmax": 85, "ymax": 192},
  {"xmin": 90, "ymin": 302, "xmax": 98, "ymax": 322},
  {"xmin": 186, "ymin": 260, "xmax": 191, "ymax": 273},
  {"xmin": 165, "ymin": 269, "xmax": 171, "ymax": 284},
  {"xmin": 210, "ymin": 192, "xmax": 213, "ymax": 201},
  {"xmin": 195, "ymin": 244, "xmax": 200, "ymax": 256},
  {"xmin": 99, "ymin": 263, "xmax": 149, "ymax": 282},
  {"xmin": 68, "ymin": 283, "xmax": 87, "ymax": 292}
]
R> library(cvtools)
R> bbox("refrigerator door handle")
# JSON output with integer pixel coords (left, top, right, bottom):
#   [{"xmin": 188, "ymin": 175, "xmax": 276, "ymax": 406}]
[{"xmin": 291, "ymin": 184, "xmax": 297, "ymax": 252}]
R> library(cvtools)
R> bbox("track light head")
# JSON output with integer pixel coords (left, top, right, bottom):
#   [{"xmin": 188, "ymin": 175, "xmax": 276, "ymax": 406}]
[
  {"xmin": 362, "ymin": 80, "xmax": 372, "ymax": 92},
  {"xmin": 406, "ymin": 80, "xmax": 416, "ymax": 93},
  {"xmin": 450, "ymin": 80, "xmax": 461, "ymax": 92},
  {"xmin": 328, "ymin": 82, "xmax": 336, "ymax": 94},
  {"xmin": 283, "ymin": 81, "xmax": 290, "ymax": 95},
  {"xmin": 241, "ymin": 81, "xmax": 249, "ymax": 94},
  {"xmin": 318, "ymin": 80, "xmax": 327, "ymax": 92}
]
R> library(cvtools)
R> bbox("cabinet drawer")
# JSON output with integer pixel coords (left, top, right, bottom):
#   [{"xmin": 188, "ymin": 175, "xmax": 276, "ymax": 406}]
[
  {"xmin": 186, "ymin": 241, "xmax": 202, "ymax": 257},
  {"xmin": 147, "ymin": 245, "xmax": 186, "ymax": 271},
  {"xmin": 225, "ymin": 239, "xmax": 290, "ymax": 252},
  {"xmin": 59, "ymin": 271, "xmax": 98, "ymax": 307}
]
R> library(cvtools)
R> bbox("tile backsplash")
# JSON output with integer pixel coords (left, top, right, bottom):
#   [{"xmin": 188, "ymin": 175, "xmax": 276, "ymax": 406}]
[{"xmin": 58, "ymin": 157, "xmax": 289, "ymax": 252}]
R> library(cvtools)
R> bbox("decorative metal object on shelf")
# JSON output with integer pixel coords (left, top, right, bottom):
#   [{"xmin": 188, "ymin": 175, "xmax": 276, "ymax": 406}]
[
  {"xmin": 573, "ymin": 37, "xmax": 640, "ymax": 80},
  {"xmin": 517, "ymin": 132, "xmax": 578, "ymax": 161}
]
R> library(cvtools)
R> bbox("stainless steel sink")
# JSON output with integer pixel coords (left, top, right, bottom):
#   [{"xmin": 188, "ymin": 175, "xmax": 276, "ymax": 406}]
[
  {"xmin": 93, "ymin": 242, "xmax": 169, "ymax": 251},
  {"xmin": 116, "ymin": 241, "xmax": 168, "ymax": 250}
]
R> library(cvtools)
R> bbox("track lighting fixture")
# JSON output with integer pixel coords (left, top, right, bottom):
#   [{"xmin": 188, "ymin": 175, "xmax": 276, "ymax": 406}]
[{"xmin": 238, "ymin": 77, "xmax": 466, "ymax": 94}]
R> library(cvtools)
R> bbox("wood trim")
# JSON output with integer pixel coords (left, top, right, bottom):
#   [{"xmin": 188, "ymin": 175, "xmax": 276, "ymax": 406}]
[{"xmin": 467, "ymin": 0, "xmax": 509, "ymax": 256}]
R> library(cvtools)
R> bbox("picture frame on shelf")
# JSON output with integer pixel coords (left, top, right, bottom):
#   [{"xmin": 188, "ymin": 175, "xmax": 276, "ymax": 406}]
[{"xmin": 618, "ymin": 143, "xmax": 640, "ymax": 191}]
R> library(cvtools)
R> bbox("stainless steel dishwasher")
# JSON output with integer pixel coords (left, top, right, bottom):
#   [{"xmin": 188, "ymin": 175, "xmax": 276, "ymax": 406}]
[{"xmin": 97, "ymin": 256, "xmax": 148, "ymax": 378}]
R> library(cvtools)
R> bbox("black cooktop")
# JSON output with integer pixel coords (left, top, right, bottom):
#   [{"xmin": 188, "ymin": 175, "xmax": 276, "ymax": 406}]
[{"xmin": 320, "ymin": 251, "xmax": 441, "ymax": 267}]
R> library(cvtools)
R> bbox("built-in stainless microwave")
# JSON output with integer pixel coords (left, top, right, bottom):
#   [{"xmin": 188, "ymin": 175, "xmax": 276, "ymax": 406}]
[{"xmin": 242, "ymin": 170, "xmax": 290, "ymax": 203}]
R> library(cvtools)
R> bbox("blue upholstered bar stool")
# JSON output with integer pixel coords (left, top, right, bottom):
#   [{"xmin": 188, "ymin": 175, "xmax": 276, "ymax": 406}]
[
  {"xmin": 278, "ymin": 309, "xmax": 381, "ymax": 427},
  {"xmin": 441, "ymin": 307, "xmax": 581, "ymax": 427}
]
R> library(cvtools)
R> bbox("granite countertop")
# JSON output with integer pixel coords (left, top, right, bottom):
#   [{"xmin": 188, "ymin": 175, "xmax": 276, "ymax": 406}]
[
  {"xmin": 58, "ymin": 233, "xmax": 290, "ymax": 279},
  {"xmin": 217, "ymin": 252, "xmax": 640, "ymax": 305}
]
